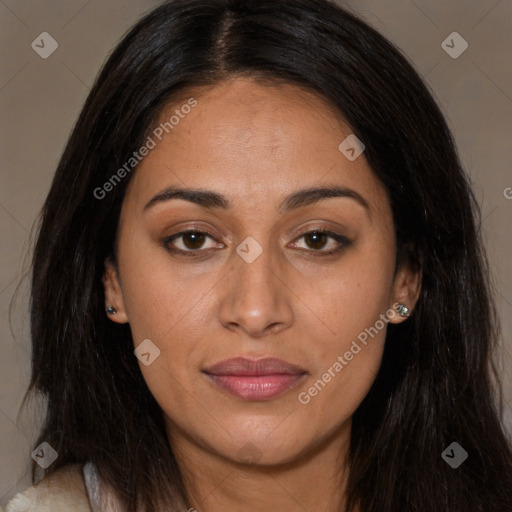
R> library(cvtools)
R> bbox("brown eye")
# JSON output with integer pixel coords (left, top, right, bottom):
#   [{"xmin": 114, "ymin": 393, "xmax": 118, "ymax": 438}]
[
  {"xmin": 303, "ymin": 231, "xmax": 329, "ymax": 250},
  {"xmin": 181, "ymin": 231, "xmax": 207, "ymax": 250},
  {"xmin": 163, "ymin": 230, "xmax": 219, "ymax": 254},
  {"xmin": 291, "ymin": 230, "xmax": 350, "ymax": 255}
]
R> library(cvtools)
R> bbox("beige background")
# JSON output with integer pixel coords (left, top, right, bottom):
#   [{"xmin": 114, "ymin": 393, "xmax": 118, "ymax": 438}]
[{"xmin": 1, "ymin": 0, "xmax": 511, "ymax": 505}]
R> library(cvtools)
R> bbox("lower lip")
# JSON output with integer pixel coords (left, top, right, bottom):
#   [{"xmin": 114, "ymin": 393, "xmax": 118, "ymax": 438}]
[{"xmin": 204, "ymin": 373, "xmax": 305, "ymax": 401}]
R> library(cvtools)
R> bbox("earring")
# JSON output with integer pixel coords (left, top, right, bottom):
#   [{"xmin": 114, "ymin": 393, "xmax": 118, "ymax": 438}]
[
  {"xmin": 106, "ymin": 306, "xmax": 118, "ymax": 315},
  {"xmin": 396, "ymin": 303, "xmax": 411, "ymax": 317}
]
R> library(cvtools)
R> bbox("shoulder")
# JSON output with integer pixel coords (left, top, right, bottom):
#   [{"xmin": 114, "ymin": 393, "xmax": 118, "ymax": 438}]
[{"xmin": 5, "ymin": 463, "xmax": 92, "ymax": 512}]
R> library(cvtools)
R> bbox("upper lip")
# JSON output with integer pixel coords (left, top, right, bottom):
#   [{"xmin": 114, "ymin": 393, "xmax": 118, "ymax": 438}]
[{"xmin": 203, "ymin": 357, "xmax": 307, "ymax": 376}]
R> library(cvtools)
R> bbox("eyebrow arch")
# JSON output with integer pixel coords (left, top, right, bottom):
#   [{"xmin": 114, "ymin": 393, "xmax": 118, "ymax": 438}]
[{"xmin": 143, "ymin": 185, "xmax": 370, "ymax": 215}]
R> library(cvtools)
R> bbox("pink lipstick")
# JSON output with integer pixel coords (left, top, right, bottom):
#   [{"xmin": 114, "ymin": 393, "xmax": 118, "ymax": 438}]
[{"xmin": 202, "ymin": 357, "xmax": 307, "ymax": 401}]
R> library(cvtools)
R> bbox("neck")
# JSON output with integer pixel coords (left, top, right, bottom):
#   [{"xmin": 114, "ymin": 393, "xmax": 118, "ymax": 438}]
[{"xmin": 168, "ymin": 420, "xmax": 353, "ymax": 512}]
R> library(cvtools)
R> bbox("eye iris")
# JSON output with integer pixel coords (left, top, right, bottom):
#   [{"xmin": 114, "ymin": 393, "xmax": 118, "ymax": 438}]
[
  {"xmin": 305, "ymin": 232, "xmax": 328, "ymax": 250},
  {"xmin": 183, "ymin": 232, "xmax": 206, "ymax": 250}
]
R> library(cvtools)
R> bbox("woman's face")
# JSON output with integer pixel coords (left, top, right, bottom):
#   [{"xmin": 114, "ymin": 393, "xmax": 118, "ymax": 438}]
[{"xmin": 104, "ymin": 77, "xmax": 420, "ymax": 467}]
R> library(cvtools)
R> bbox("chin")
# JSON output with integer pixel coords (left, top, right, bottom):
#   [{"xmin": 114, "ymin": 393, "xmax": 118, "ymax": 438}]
[{"xmin": 213, "ymin": 426, "xmax": 314, "ymax": 467}]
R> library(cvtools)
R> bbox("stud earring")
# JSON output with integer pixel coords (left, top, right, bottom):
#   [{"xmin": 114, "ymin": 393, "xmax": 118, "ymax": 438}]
[
  {"xmin": 396, "ymin": 303, "xmax": 411, "ymax": 317},
  {"xmin": 106, "ymin": 306, "xmax": 118, "ymax": 315}
]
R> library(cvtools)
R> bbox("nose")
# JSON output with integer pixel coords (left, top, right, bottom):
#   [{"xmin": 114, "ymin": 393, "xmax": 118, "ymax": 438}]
[{"xmin": 218, "ymin": 241, "xmax": 295, "ymax": 339}]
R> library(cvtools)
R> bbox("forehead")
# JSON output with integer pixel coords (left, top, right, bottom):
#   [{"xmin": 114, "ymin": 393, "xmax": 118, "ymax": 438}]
[
  {"xmin": 158, "ymin": 78, "xmax": 346, "ymax": 161},
  {"xmin": 124, "ymin": 77, "xmax": 388, "ymax": 217}
]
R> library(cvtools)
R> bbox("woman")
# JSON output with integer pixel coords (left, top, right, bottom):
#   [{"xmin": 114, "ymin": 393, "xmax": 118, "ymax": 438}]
[{"xmin": 6, "ymin": 0, "xmax": 512, "ymax": 510}]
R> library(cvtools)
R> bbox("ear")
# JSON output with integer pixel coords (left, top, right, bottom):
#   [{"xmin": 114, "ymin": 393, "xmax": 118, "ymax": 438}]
[
  {"xmin": 102, "ymin": 257, "xmax": 129, "ymax": 324},
  {"xmin": 388, "ymin": 260, "xmax": 422, "ymax": 325}
]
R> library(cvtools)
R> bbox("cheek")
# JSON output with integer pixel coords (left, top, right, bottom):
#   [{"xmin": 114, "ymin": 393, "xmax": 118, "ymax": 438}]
[
  {"xmin": 297, "ymin": 342, "xmax": 385, "ymax": 435},
  {"xmin": 295, "ymin": 243, "xmax": 394, "ymax": 414},
  {"xmin": 311, "ymin": 250, "xmax": 395, "ymax": 347},
  {"xmin": 118, "ymin": 238, "xmax": 211, "ymax": 343},
  {"xmin": 117, "ymin": 239, "xmax": 216, "ymax": 398},
  {"xmin": 297, "ymin": 308, "xmax": 387, "ymax": 427}
]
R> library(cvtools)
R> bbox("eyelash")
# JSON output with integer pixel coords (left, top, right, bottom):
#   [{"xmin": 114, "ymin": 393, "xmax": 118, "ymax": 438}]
[{"xmin": 162, "ymin": 228, "xmax": 351, "ymax": 258}]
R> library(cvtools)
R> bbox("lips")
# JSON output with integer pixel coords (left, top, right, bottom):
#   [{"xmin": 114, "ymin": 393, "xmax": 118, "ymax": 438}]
[
  {"xmin": 202, "ymin": 357, "xmax": 307, "ymax": 401},
  {"xmin": 203, "ymin": 357, "xmax": 307, "ymax": 376}
]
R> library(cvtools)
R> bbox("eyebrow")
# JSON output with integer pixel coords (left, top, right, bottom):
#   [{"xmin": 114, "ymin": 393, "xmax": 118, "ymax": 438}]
[{"xmin": 143, "ymin": 184, "xmax": 370, "ymax": 215}]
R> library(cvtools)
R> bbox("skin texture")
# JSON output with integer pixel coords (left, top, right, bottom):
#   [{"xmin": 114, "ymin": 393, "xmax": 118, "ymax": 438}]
[{"xmin": 103, "ymin": 77, "xmax": 421, "ymax": 511}]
